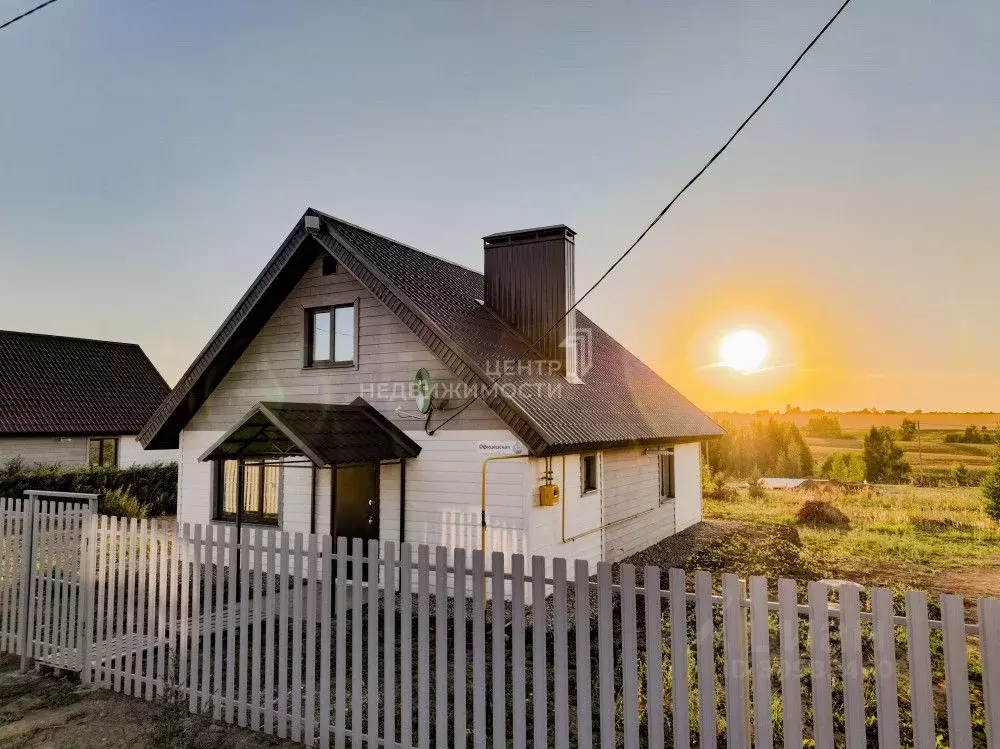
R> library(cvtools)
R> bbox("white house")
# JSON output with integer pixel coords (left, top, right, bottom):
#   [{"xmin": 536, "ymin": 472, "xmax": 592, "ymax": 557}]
[
  {"xmin": 0, "ymin": 331, "xmax": 177, "ymax": 469},
  {"xmin": 139, "ymin": 211, "xmax": 722, "ymax": 570}
]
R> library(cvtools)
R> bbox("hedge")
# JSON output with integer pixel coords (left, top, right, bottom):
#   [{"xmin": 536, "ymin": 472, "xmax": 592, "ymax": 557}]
[{"xmin": 0, "ymin": 462, "xmax": 178, "ymax": 516}]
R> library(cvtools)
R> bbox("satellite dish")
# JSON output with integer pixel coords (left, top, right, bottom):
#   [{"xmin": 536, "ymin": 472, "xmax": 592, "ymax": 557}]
[{"xmin": 414, "ymin": 368, "xmax": 433, "ymax": 414}]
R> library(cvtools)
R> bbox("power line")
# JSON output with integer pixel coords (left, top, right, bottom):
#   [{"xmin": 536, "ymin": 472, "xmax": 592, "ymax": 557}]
[
  {"xmin": 1, "ymin": 0, "xmax": 62, "ymax": 32},
  {"xmin": 431, "ymin": 0, "xmax": 854, "ymax": 435}
]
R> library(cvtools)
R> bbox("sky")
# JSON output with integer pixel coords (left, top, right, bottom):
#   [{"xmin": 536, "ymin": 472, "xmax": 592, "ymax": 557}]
[{"xmin": 1, "ymin": 0, "xmax": 997, "ymax": 413}]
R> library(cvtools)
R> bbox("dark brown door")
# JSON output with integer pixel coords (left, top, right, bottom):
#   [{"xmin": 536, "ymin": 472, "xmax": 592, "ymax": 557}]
[{"xmin": 334, "ymin": 462, "xmax": 379, "ymax": 545}]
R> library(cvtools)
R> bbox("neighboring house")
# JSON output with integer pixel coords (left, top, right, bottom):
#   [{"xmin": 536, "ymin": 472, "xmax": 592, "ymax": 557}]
[
  {"xmin": 140, "ymin": 210, "xmax": 722, "ymax": 569},
  {"xmin": 0, "ymin": 331, "xmax": 177, "ymax": 468}
]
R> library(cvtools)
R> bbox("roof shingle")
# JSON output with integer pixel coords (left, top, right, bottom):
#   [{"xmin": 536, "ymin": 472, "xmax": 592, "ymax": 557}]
[{"xmin": 0, "ymin": 331, "xmax": 170, "ymax": 437}]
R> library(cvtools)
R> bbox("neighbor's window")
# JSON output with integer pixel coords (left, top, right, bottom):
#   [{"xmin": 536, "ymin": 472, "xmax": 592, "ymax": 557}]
[
  {"xmin": 581, "ymin": 454, "xmax": 599, "ymax": 494},
  {"xmin": 307, "ymin": 304, "xmax": 355, "ymax": 366},
  {"xmin": 214, "ymin": 459, "xmax": 280, "ymax": 525},
  {"xmin": 659, "ymin": 449, "xmax": 676, "ymax": 504},
  {"xmin": 88, "ymin": 438, "xmax": 118, "ymax": 468}
]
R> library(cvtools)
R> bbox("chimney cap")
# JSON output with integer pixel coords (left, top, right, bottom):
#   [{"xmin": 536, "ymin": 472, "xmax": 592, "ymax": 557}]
[{"xmin": 483, "ymin": 224, "xmax": 575, "ymax": 246}]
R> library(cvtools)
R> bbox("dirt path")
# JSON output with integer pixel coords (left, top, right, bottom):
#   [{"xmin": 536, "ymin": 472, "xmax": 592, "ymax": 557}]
[{"xmin": 0, "ymin": 655, "xmax": 298, "ymax": 749}]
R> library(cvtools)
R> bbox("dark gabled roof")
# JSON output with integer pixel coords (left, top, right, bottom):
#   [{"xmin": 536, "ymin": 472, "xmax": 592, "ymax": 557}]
[
  {"xmin": 141, "ymin": 209, "xmax": 723, "ymax": 454},
  {"xmin": 199, "ymin": 398, "xmax": 421, "ymax": 466},
  {"xmin": 0, "ymin": 330, "xmax": 171, "ymax": 437}
]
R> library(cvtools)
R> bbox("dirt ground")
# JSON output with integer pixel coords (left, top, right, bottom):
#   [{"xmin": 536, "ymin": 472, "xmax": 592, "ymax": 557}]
[{"xmin": 0, "ymin": 655, "xmax": 297, "ymax": 749}]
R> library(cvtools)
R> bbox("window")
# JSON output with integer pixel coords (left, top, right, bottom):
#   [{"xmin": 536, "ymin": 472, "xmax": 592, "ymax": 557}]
[
  {"xmin": 214, "ymin": 459, "xmax": 280, "ymax": 525},
  {"xmin": 321, "ymin": 255, "xmax": 338, "ymax": 275},
  {"xmin": 306, "ymin": 304, "xmax": 356, "ymax": 366},
  {"xmin": 581, "ymin": 454, "xmax": 599, "ymax": 494},
  {"xmin": 88, "ymin": 438, "xmax": 118, "ymax": 468},
  {"xmin": 659, "ymin": 450, "xmax": 676, "ymax": 503}
]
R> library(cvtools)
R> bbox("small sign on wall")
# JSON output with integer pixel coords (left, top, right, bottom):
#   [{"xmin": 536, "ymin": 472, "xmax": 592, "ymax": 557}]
[{"xmin": 476, "ymin": 440, "xmax": 527, "ymax": 456}]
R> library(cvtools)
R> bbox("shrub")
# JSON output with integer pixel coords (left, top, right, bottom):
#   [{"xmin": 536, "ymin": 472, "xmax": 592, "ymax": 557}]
[
  {"xmin": 795, "ymin": 500, "xmax": 850, "ymax": 529},
  {"xmin": 0, "ymin": 462, "xmax": 177, "ymax": 516},
  {"xmin": 747, "ymin": 467, "xmax": 766, "ymax": 501},
  {"xmin": 951, "ymin": 463, "xmax": 974, "ymax": 487},
  {"xmin": 898, "ymin": 418, "xmax": 918, "ymax": 441},
  {"xmin": 984, "ymin": 448, "xmax": 1000, "ymax": 523},
  {"xmin": 820, "ymin": 452, "xmax": 866, "ymax": 483},
  {"xmin": 102, "ymin": 488, "xmax": 149, "ymax": 519},
  {"xmin": 862, "ymin": 426, "xmax": 909, "ymax": 484},
  {"xmin": 805, "ymin": 415, "xmax": 843, "ymax": 438}
]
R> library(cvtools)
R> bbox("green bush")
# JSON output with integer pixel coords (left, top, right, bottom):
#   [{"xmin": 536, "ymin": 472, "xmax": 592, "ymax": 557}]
[
  {"xmin": 0, "ymin": 462, "xmax": 177, "ymax": 516},
  {"xmin": 102, "ymin": 488, "xmax": 149, "ymax": 519},
  {"xmin": 747, "ymin": 467, "xmax": 766, "ymax": 501},
  {"xmin": 984, "ymin": 448, "xmax": 1000, "ymax": 523},
  {"xmin": 820, "ymin": 452, "xmax": 867, "ymax": 483}
]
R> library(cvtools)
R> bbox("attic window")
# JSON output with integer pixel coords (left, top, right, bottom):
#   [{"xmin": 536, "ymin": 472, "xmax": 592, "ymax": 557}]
[
  {"xmin": 322, "ymin": 255, "xmax": 338, "ymax": 275},
  {"xmin": 306, "ymin": 304, "xmax": 356, "ymax": 367}
]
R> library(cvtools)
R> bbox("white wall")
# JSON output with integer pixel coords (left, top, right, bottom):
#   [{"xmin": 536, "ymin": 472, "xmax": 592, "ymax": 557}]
[
  {"xmin": 673, "ymin": 442, "xmax": 703, "ymax": 531},
  {"xmin": 0, "ymin": 436, "xmax": 88, "ymax": 467},
  {"xmin": 118, "ymin": 436, "xmax": 178, "ymax": 467}
]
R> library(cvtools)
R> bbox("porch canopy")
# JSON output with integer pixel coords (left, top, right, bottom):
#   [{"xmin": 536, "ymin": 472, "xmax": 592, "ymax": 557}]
[{"xmin": 198, "ymin": 398, "xmax": 421, "ymax": 466}]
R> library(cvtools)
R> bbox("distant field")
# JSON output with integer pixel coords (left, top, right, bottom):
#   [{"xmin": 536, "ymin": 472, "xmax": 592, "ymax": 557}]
[
  {"xmin": 713, "ymin": 411, "xmax": 1000, "ymax": 430},
  {"xmin": 712, "ymin": 411, "xmax": 998, "ymax": 481}
]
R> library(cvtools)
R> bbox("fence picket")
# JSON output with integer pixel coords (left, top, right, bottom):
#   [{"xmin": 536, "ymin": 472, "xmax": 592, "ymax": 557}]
[
  {"xmin": 621, "ymin": 565, "xmax": 640, "ymax": 749},
  {"xmin": 453, "ymin": 546, "xmax": 467, "ymax": 749},
  {"xmin": 840, "ymin": 584, "xmax": 865, "ymax": 749},
  {"xmin": 695, "ymin": 570, "xmax": 717, "ymax": 749},
  {"xmin": 319, "ymin": 535, "xmax": 333, "ymax": 749},
  {"xmin": 491, "ymin": 551, "xmax": 506, "ymax": 749},
  {"xmin": 552, "ymin": 557, "xmax": 569, "ymax": 749},
  {"xmin": 276, "ymin": 531, "xmax": 290, "ymax": 737},
  {"xmin": 166, "ymin": 520, "xmax": 179, "ymax": 699},
  {"xmin": 723, "ymin": 574, "xmax": 749, "ymax": 749},
  {"xmin": 367, "ymin": 540, "xmax": 380, "ymax": 745},
  {"xmin": 574, "ymin": 559, "xmax": 593, "ymax": 749},
  {"xmin": 416, "ymin": 544, "xmax": 430, "ymax": 749},
  {"xmin": 749, "ymin": 576, "xmax": 773, "ymax": 749},
  {"xmin": 808, "ymin": 581, "xmax": 834, "ymax": 748},
  {"xmin": 471, "ymin": 549, "xmax": 485, "ymax": 749},
  {"xmin": 264, "ymin": 529, "xmax": 278, "ymax": 735},
  {"xmin": 533, "ymin": 555, "xmax": 549, "ymax": 749},
  {"xmin": 442, "ymin": 547, "xmax": 454, "ymax": 749},
  {"xmin": 211, "ymin": 526, "xmax": 226, "ymax": 719},
  {"xmin": 941, "ymin": 594, "xmax": 972, "ymax": 749},
  {"xmin": 870, "ymin": 587, "xmax": 900, "ymax": 749},
  {"xmin": 979, "ymin": 598, "xmax": 1000, "ymax": 748},
  {"xmin": 400, "ymin": 542, "xmax": 414, "ymax": 749},
  {"xmin": 777, "ymin": 579, "xmax": 803, "ymax": 749},
  {"xmin": 350, "ymin": 538, "xmax": 365, "ymax": 748},
  {"xmin": 334, "ymin": 537, "xmax": 347, "ymax": 749},
  {"xmin": 666, "ymin": 568, "xmax": 685, "ymax": 749},
  {"xmin": 224, "ymin": 526, "xmax": 239, "ymax": 724},
  {"xmin": 188, "ymin": 524, "xmax": 202, "ymax": 710},
  {"xmin": 140, "ymin": 519, "xmax": 155, "ymax": 699},
  {"xmin": 597, "ymin": 561, "xmax": 615, "ymax": 749},
  {"xmin": 512, "ymin": 554, "xmax": 528, "ymax": 749},
  {"xmin": 237, "ymin": 527, "xmax": 251, "ymax": 727},
  {"xmin": 305, "ymin": 534, "xmax": 319, "ymax": 746},
  {"xmin": 251, "ymin": 529, "xmax": 265, "ymax": 731},
  {"xmin": 291, "ymin": 533, "xmax": 304, "ymax": 741},
  {"xmin": 907, "ymin": 590, "xmax": 936, "ymax": 749},
  {"xmin": 384, "ymin": 542, "xmax": 398, "ymax": 749}
]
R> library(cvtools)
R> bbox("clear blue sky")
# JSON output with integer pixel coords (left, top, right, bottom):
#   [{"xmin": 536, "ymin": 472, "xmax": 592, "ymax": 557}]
[{"xmin": 1, "ymin": 0, "xmax": 997, "ymax": 411}]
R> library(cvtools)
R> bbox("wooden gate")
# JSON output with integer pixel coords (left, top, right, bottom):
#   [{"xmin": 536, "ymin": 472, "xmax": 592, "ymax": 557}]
[{"xmin": 18, "ymin": 490, "xmax": 97, "ymax": 672}]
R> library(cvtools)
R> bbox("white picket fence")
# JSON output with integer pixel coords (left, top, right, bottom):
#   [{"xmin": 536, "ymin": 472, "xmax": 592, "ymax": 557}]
[{"xmin": 2, "ymin": 499, "xmax": 1000, "ymax": 748}]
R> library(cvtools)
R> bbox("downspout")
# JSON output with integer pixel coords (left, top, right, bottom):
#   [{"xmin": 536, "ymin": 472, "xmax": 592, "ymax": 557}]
[
  {"xmin": 399, "ymin": 459, "xmax": 407, "ymax": 545},
  {"xmin": 480, "ymin": 454, "xmax": 529, "ymax": 552}
]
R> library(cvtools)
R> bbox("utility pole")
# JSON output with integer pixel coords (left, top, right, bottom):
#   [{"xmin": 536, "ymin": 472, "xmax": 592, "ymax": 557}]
[{"xmin": 917, "ymin": 420, "xmax": 924, "ymax": 483}]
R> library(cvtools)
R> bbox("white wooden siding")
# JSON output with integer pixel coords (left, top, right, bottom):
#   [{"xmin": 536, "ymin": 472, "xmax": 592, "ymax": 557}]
[
  {"xmin": 673, "ymin": 442, "xmax": 703, "ymax": 531},
  {"xmin": 118, "ymin": 436, "xmax": 178, "ymax": 467},
  {"xmin": 527, "ymin": 454, "xmax": 602, "ymax": 576},
  {"xmin": 186, "ymin": 256, "xmax": 505, "ymax": 433},
  {"xmin": 0, "ymin": 436, "xmax": 88, "ymax": 467}
]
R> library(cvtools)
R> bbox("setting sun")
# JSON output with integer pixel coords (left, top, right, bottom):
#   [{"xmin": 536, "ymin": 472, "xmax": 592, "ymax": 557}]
[{"xmin": 719, "ymin": 329, "xmax": 768, "ymax": 374}]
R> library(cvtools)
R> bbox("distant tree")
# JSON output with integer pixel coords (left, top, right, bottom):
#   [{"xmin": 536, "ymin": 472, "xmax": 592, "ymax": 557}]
[
  {"xmin": 898, "ymin": 419, "xmax": 918, "ymax": 442},
  {"xmin": 863, "ymin": 426, "xmax": 910, "ymax": 483},
  {"xmin": 706, "ymin": 419, "xmax": 815, "ymax": 479},
  {"xmin": 821, "ymin": 452, "xmax": 866, "ymax": 483},
  {"xmin": 944, "ymin": 425, "xmax": 998, "ymax": 444},
  {"xmin": 805, "ymin": 415, "xmax": 843, "ymax": 439},
  {"xmin": 951, "ymin": 463, "xmax": 973, "ymax": 487},
  {"xmin": 983, "ymin": 449, "xmax": 1000, "ymax": 522}
]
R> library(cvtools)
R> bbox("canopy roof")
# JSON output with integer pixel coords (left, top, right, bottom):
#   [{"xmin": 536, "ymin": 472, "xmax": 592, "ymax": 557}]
[{"xmin": 198, "ymin": 398, "xmax": 421, "ymax": 466}]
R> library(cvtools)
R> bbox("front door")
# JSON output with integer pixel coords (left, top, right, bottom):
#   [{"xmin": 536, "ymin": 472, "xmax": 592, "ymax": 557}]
[{"xmin": 334, "ymin": 462, "xmax": 380, "ymax": 545}]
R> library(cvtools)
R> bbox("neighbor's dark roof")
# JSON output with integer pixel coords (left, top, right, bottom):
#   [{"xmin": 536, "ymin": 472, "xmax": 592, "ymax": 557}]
[
  {"xmin": 200, "ymin": 399, "xmax": 421, "ymax": 465},
  {"xmin": 141, "ymin": 210, "xmax": 722, "ymax": 454},
  {"xmin": 0, "ymin": 331, "xmax": 171, "ymax": 437}
]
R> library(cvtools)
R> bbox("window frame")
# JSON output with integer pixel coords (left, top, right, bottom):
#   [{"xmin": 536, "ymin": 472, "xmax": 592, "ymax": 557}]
[
  {"xmin": 659, "ymin": 449, "xmax": 676, "ymax": 504},
  {"xmin": 304, "ymin": 302, "xmax": 358, "ymax": 368},
  {"xmin": 87, "ymin": 437, "xmax": 118, "ymax": 468},
  {"xmin": 581, "ymin": 453, "xmax": 600, "ymax": 495},
  {"xmin": 213, "ymin": 458, "xmax": 281, "ymax": 527}
]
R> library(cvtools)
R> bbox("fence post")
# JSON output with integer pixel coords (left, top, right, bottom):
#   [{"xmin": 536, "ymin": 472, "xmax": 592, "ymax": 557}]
[
  {"xmin": 17, "ymin": 495, "xmax": 36, "ymax": 672},
  {"xmin": 77, "ymin": 512, "xmax": 98, "ymax": 685}
]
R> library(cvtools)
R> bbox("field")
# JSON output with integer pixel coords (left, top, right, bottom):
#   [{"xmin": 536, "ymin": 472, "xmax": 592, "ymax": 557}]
[{"xmin": 701, "ymin": 483, "xmax": 1000, "ymax": 598}]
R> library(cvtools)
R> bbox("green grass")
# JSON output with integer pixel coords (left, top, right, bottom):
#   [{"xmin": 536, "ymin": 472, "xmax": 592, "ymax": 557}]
[{"xmin": 704, "ymin": 484, "xmax": 1000, "ymax": 576}]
